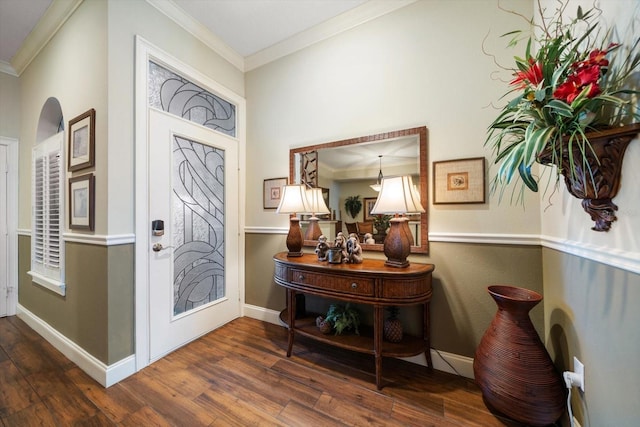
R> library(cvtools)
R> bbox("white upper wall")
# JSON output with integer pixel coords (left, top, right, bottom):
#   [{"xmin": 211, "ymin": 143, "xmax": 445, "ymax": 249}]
[
  {"xmin": 537, "ymin": 0, "xmax": 640, "ymax": 254},
  {"xmin": 245, "ymin": 0, "xmax": 540, "ymax": 234}
]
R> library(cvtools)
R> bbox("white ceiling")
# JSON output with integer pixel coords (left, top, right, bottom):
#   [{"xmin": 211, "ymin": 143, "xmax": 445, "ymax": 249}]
[
  {"xmin": 0, "ymin": 0, "xmax": 370, "ymax": 69},
  {"xmin": 0, "ymin": 0, "xmax": 53, "ymax": 65}
]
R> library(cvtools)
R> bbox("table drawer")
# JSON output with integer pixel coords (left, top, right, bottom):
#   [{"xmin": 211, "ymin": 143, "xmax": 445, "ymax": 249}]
[{"xmin": 291, "ymin": 269, "xmax": 374, "ymax": 296}]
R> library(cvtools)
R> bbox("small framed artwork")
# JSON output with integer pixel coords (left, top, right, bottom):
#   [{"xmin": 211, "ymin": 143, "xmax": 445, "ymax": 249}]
[
  {"xmin": 363, "ymin": 197, "xmax": 378, "ymax": 221},
  {"xmin": 68, "ymin": 108, "xmax": 95, "ymax": 171},
  {"xmin": 433, "ymin": 157, "xmax": 485, "ymax": 204},
  {"xmin": 69, "ymin": 174, "xmax": 95, "ymax": 231},
  {"xmin": 263, "ymin": 177, "xmax": 288, "ymax": 209}
]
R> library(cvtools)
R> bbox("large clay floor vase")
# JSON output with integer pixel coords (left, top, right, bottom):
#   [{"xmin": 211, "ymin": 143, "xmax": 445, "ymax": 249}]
[{"xmin": 473, "ymin": 286, "xmax": 566, "ymax": 426}]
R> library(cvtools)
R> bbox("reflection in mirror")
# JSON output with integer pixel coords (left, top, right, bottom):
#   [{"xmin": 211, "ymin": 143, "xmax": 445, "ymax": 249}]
[{"xmin": 289, "ymin": 127, "xmax": 428, "ymax": 254}]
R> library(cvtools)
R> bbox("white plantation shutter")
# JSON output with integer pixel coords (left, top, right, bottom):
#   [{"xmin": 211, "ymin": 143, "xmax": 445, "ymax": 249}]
[{"xmin": 30, "ymin": 132, "xmax": 65, "ymax": 294}]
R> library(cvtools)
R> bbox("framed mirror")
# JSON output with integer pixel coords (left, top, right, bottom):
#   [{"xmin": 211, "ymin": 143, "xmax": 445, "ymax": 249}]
[{"xmin": 289, "ymin": 126, "xmax": 428, "ymax": 254}]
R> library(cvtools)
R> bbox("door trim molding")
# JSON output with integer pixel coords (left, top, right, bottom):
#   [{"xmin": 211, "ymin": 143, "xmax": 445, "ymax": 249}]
[
  {"xmin": 134, "ymin": 36, "xmax": 246, "ymax": 372},
  {"xmin": 1, "ymin": 137, "xmax": 18, "ymax": 316}
]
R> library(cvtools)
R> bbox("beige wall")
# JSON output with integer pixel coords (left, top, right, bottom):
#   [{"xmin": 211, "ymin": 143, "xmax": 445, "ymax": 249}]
[
  {"xmin": 245, "ymin": 0, "xmax": 540, "ymax": 232},
  {"xmin": 543, "ymin": 249, "xmax": 640, "ymax": 426},
  {"xmin": 19, "ymin": 237, "xmax": 133, "ymax": 364},
  {"xmin": 0, "ymin": 72, "xmax": 20, "ymax": 138}
]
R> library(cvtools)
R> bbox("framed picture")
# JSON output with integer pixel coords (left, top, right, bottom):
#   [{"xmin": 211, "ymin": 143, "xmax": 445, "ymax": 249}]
[
  {"xmin": 363, "ymin": 197, "xmax": 378, "ymax": 221},
  {"xmin": 69, "ymin": 173, "xmax": 95, "ymax": 231},
  {"xmin": 263, "ymin": 177, "xmax": 288, "ymax": 209},
  {"xmin": 433, "ymin": 157, "xmax": 485, "ymax": 204},
  {"xmin": 68, "ymin": 108, "xmax": 95, "ymax": 171}
]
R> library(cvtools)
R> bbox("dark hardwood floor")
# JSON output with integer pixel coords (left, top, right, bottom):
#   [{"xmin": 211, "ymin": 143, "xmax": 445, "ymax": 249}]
[{"xmin": 0, "ymin": 315, "xmax": 518, "ymax": 426}]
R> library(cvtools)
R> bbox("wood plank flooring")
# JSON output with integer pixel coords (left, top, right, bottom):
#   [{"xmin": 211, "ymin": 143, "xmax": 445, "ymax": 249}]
[{"xmin": 0, "ymin": 315, "xmax": 522, "ymax": 426}]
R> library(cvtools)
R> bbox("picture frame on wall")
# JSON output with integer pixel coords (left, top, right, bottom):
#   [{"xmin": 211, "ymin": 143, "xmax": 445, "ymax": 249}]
[
  {"xmin": 68, "ymin": 108, "xmax": 95, "ymax": 171},
  {"xmin": 263, "ymin": 177, "xmax": 288, "ymax": 209},
  {"xmin": 69, "ymin": 173, "xmax": 95, "ymax": 231},
  {"xmin": 433, "ymin": 157, "xmax": 485, "ymax": 204},
  {"xmin": 363, "ymin": 197, "xmax": 378, "ymax": 221}
]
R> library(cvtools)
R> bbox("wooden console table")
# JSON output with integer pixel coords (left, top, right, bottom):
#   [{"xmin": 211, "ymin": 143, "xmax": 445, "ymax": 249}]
[{"xmin": 273, "ymin": 252, "xmax": 435, "ymax": 389}]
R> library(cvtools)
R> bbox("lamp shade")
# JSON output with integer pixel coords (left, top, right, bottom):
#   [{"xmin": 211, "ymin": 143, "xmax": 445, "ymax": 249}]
[
  {"xmin": 305, "ymin": 188, "xmax": 330, "ymax": 215},
  {"xmin": 276, "ymin": 185, "xmax": 310, "ymax": 214},
  {"xmin": 370, "ymin": 176, "xmax": 425, "ymax": 215}
]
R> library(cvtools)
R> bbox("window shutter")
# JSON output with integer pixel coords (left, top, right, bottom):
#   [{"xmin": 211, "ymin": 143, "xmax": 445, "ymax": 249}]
[{"xmin": 32, "ymin": 133, "xmax": 64, "ymax": 280}]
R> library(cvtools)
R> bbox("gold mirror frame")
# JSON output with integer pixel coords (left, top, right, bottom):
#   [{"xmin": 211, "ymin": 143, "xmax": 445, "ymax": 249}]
[{"xmin": 289, "ymin": 126, "xmax": 428, "ymax": 254}]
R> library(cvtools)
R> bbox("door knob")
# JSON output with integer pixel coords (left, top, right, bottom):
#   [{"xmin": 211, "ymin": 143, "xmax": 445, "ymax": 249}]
[{"xmin": 152, "ymin": 243, "xmax": 173, "ymax": 252}]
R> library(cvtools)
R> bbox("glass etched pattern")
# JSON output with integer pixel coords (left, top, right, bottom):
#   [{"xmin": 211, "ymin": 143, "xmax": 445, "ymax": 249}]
[
  {"xmin": 172, "ymin": 135, "xmax": 225, "ymax": 315},
  {"xmin": 148, "ymin": 61, "xmax": 236, "ymax": 137}
]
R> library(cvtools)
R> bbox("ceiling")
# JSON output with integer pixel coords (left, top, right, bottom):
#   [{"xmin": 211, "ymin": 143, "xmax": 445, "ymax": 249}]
[{"xmin": 0, "ymin": 0, "xmax": 372, "ymax": 71}]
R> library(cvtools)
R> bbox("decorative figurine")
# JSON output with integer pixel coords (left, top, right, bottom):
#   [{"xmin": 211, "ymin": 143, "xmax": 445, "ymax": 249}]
[
  {"xmin": 346, "ymin": 234, "xmax": 363, "ymax": 264},
  {"xmin": 363, "ymin": 232, "xmax": 375, "ymax": 245},
  {"xmin": 334, "ymin": 232, "xmax": 349, "ymax": 263},
  {"xmin": 315, "ymin": 235, "xmax": 330, "ymax": 261}
]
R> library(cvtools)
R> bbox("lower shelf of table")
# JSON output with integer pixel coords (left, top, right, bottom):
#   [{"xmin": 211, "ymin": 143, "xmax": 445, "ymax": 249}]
[{"xmin": 279, "ymin": 309, "xmax": 427, "ymax": 358}]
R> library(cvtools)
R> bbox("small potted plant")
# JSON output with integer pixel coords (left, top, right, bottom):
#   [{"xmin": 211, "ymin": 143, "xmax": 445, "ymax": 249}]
[
  {"xmin": 373, "ymin": 214, "xmax": 391, "ymax": 235},
  {"xmin": 324, "ymin": 303, "xmax": 360, "ymax": 335}
]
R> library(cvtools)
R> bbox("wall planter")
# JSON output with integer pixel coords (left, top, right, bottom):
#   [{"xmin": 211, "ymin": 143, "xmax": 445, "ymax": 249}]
[{"xmin": 538, "ymin": 124, "xmax": 640, "ymax": 231}]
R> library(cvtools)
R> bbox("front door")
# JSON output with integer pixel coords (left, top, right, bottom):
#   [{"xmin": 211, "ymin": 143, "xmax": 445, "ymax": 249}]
[{"xmin": 148, "ymin": 109, "xmax": 240, "ymax": 361}]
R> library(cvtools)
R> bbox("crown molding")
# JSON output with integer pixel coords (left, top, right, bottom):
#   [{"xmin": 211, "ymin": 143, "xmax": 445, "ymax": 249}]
[
  {"xmin": 245, "ymin": 0, "xmax": 417, "ymax": 71},
  {"xmin": 145, "ymin": 0, "xmax": 245, "ymax": 72},
  {"xmin": 11, "ymin": 0, "xmax": 83, "ymax": 76},
  {"xmin": 0, "ymin": 60, "xmax": 18, "ymax": 77}
]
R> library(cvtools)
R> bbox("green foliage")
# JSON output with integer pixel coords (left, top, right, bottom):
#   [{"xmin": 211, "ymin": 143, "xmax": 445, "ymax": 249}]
[
  {"xmin": 344, "ymin": 196, "xmax": 362, "ymax": 219},
  {"xmin": 373, "ymin": 215, "xmax": 392, "ymax": 234},
  {"xmin": 324, "ymin": 303, "xmax": 360, "ymax": 335},
  {"xmin": 486, "ymin": 1, "xmax": 640, "ymax": 203}
]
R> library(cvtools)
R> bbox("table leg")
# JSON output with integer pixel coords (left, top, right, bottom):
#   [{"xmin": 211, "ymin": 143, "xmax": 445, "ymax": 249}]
[
  {"xmin": 286, "ymin": 289, "xmax": 296, "ymax": 357},
  {"xmin": 374, "ymin": 305, "xmax": 384, "ymax": 389},
  {"xmin": 424, "ymin": 301, "xmax": 433, "ymax": 369}
]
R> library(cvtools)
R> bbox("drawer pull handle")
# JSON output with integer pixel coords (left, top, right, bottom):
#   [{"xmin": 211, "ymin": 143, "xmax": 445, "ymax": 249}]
[
  {"xmin": 351, "ymin": 283, "xmax": 358, "ymax": 289},
  {"xmin": 298, "ymin": 275, "xmax": 304, "ymax": 281}
]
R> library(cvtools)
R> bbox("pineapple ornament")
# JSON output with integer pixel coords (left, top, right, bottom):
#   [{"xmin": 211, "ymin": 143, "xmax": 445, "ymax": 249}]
[{"xmin": 383, "ymin": 306, "xmax": 403, "ymax": 343}]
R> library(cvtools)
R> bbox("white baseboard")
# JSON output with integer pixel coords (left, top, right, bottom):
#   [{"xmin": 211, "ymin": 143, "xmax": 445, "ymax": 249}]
[
  {"xmin": 242, "ymin": 304, "xmax": 475, "ymax": 379},
  {"xmin": 17, "ymin": 304, "xmax": 136, "ymax": 387}
]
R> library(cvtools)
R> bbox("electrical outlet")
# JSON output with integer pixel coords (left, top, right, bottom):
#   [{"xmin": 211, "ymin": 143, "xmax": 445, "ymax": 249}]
[{"xmin": 574, "ymin": 356, "xmax": 585, "ymax": 392}]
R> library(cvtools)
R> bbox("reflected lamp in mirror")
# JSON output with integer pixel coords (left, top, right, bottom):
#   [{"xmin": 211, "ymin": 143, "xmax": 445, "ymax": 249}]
[
  {"xmin": 370, "ymin": 176, "xmax": 425, "ymax": 267},
  {"xmin": 276, "ymin": 185, "xmax": 310, "ymax": 257},
  {"xmin": 304, "ymin": 187, "xmax": 330, "ymax": 241}
]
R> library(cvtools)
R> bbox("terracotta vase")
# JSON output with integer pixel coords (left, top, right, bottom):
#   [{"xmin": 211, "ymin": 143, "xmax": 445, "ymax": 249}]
[
  {"xmin": 473, "ymin": 285, "xmax": 565, "ymax": 426},
  {"xmin": 537, "ymin": 123, "xmax": 640, "ymax": 231}
]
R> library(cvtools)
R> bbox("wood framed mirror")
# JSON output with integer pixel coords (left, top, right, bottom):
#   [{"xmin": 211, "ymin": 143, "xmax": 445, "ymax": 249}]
[{"xmin": 289, "ymin": 126, "xmax": 428, "ymax": 254}]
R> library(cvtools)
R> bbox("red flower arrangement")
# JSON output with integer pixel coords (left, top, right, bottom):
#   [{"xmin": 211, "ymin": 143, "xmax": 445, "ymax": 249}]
[{"xmin": 486, "ymin": 2, "xmax": 640, "ymax": 197}]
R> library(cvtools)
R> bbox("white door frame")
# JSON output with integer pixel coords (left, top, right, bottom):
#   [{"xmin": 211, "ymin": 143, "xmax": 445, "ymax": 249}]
[
  {"xmin": 134, "ymin": 36, "xmax": 246, "ymax": 371},
  {"xmin": 0, "ymin": 136, "xmax": 18, "ymax": 316}
]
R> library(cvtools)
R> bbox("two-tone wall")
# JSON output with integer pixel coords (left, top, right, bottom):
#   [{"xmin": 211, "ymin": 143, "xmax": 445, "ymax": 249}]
[
  {"xmin": 14, "ymin": 0, "xmax": 244, "ymax": 384},
  {"xmin": 244, "ymin": 0, "xmax": 640, "ymax": 425}
]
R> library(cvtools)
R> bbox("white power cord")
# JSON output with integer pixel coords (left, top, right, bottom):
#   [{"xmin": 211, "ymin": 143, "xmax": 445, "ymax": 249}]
[{"xmin": 563, "ymin": 372, "xmax": 575, "ymax": 427}]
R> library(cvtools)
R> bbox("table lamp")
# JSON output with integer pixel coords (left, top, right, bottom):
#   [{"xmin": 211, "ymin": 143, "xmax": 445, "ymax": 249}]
[
  {"xmin": 276, "ymin": 184, "xmax": 310, "ymax": 257},
  {"xmin": 304, "ymin": 187, "xmax": 330, "ymax": 241},
  {"xmin": 370, "ymin": 175, "xmax": 425, "ymax": 267}
]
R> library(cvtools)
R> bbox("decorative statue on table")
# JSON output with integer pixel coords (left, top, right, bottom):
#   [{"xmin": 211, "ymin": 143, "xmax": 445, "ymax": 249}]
[
  {"xmin": 363, "ymin": 232, "xmax": 375, "ymax": 245},
  {"xmin": 315, "ymin": 235, "xmax": 330, "ymax": 261},
  {"xmin": 333, "ymin": 232, "xmax": 349, "ymax": 262},
  {"xmin": 346, "ymin": 234, "xmax": 363, "ymax": 264}
]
